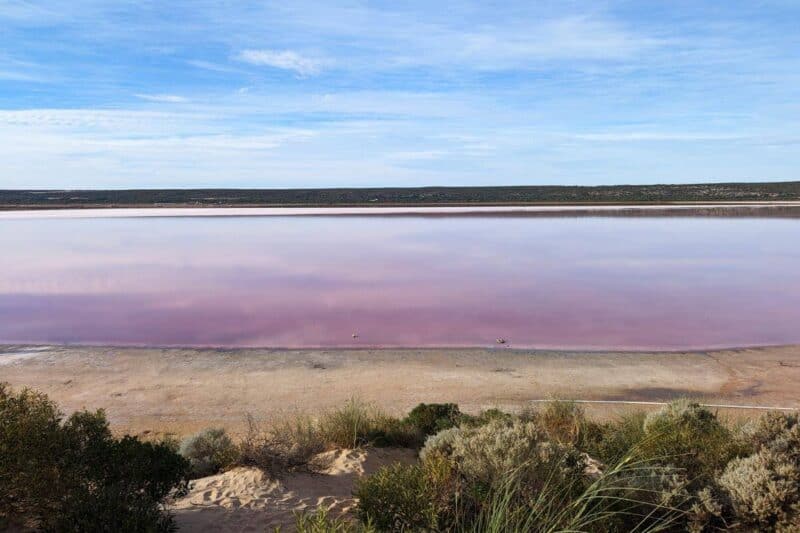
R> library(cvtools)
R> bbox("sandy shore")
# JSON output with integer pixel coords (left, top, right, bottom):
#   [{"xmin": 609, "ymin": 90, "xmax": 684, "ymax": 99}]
[{"xmin": 2, "ymin": 344, "xmax": 799, "ymax": 437}]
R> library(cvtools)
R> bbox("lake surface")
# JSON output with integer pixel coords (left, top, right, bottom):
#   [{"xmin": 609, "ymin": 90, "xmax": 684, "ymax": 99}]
[{"xmin": 2, "ymin": 208, "xmax": 799, "ymax": 350}]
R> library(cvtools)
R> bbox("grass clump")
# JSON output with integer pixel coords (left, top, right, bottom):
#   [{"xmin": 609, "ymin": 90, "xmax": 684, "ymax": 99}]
[
  {"xmin": 532, "ymin": 400, "xmax": 588, "ymax": 446},
  {"xmin": 317, "ymin": 398, "xmax": 412, "ymax": 449},
  {"xmin": 0, "ymin": 383, "xmax": 189, "ymax": 532},
  {"xmin": 294, "ymin": 506, "xmax": 376, "ymax": 532},
  {"xmin": 239, "ymin": 399, "xmax": 420, "ymax": 474},
  {"xmin": 239, "ymin": 412, "xmax": 327, "ymax": 473},
  {"xmin": 179, "ymin": 427, "xmax": 240, "ymax": 478}
]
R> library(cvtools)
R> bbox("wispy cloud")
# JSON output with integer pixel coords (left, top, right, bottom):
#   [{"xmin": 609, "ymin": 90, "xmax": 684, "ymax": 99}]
[
  {"xmin": 186, "ymin": 59, "xmax": 245, "ymax": 74},
  {"xmin": 235, "ymin": 49, "xmax": 322, "ymax": 76},
  {"xmin": 134, "ymin": 93, "xmax": 188, "ymax": 103},
  {"xmin": 571, "ymin": 132, "xmax": 750, "ymax": 142}
]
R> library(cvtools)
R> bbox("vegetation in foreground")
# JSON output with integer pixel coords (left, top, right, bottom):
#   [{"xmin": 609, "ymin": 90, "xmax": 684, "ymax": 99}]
[
  {"xmin": 2, "ymin": 181, "xmax": 800, "ymax": 209},
  {"xmin": 0, "ymin": 383, "xmax": 190, "ymax": 532},
  {"xmin": 3, "ymin": 384, "xmax": 800, "ymax": 532}
]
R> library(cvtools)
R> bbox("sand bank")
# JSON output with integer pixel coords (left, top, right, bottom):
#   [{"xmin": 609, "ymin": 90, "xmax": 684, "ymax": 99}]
[{"xmin": 2, "ymin": 344, "xmax": 798, "ymax": 437}]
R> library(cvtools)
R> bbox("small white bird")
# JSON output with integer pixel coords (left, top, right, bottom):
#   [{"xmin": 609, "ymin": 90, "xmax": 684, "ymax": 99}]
[
  {"xmin": 352, "ymin": 333, "xmax": 359, "ymax": 339},
  {"xmin": 496, "ymin": 338, "xmax": 507, "ymax": 345}
]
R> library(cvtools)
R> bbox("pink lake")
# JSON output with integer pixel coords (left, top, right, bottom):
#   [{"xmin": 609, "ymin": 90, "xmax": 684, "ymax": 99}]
[{"xmin": 1, "ymin": 208, "xmax": 799, "ymax": 350}]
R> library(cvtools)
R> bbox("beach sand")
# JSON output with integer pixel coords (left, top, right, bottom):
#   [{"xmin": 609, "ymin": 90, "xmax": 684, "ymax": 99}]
[
  {"xmin": 171, "ymin": 447, "xmax": 416, "ymax": 532},
  {"xmin": 2, "ymin": 344, "xmax": 799, "ymax": 437}
]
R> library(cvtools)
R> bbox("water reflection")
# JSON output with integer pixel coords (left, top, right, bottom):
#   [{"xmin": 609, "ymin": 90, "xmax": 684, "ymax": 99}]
[{"xmin": 1, "ymin": 213, "xmax": 798, "ymax": 349}]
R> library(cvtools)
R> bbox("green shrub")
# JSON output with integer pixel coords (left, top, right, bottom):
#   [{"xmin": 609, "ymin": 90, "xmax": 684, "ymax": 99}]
[
  {"xmin": 355, "ymin": 454, "xmax": 460, "ymax": 531},
  {"xmin": 0, "ymin": 385, "xmax": 63, "ymax": 525},
  {"xmin": 0, "ymin": 383, "xmax": 189, "ymax": 531},
  {"xmin": 584, "ymin": 411, "xmax": 648, "ymax": 464},
  {"xmin": 179, "ymin": 428, "xmax": 239, "ymax": 478},
  {"xmin": 460, "ymin": 407, "xmax": 513, "ymax": 428},
  {"xmin": 365, "ymin": 416, "xmax": 422, "ymax": 448},
  {"xmin": 403, "ymin": 403, "xmax": 462, "ymax": 436},
  {"xmin": 638, "ymin": 400, "xmax": 744, "ymax": 486}
]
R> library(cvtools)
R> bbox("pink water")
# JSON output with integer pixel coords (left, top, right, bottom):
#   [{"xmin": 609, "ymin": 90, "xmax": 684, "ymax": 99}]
[{"xmin": 2, "ymin": 209, "xmax": 799, "ymax": 350}]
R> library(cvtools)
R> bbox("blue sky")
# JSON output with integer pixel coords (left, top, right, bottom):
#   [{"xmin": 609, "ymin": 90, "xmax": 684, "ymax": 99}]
[{"xmin": 1, "ymin": 1, "xmax": 798, "ymax": 189}]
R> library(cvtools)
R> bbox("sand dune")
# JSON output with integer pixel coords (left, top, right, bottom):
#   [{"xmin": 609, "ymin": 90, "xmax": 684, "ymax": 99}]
[{"xmin": 172, "ymin": 448, "xmax": 416, "ymax": 532}]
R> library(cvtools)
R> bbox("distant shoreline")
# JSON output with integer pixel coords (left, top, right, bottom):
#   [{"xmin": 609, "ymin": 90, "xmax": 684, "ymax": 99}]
[
  {"xmin": 2, "ymin": 182, "xmax": 800, "ymax": 210},
  {"xmin": 2, "ymin": 341, "xmax": 799, "ymax": 354},
  {"xmin": 4, "ymin": 202, "xmax": 800, "ymax": 219}
]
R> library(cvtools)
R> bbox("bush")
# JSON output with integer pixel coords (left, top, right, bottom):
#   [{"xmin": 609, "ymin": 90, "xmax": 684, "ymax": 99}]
[
  {"xmin": 584, "ymin": 411, "xmax": 648, "ymax": 464},
  {"xmin": 403, "ymin": 403, "xmax": 462, "ymax": 436},
  {"xmin": 638, "ymin": 400, "xmax": 744, "ymax": 485},
  {"xmin": 460, "ymin": 407, "xmax": 513, "ymax": 428},
  {"xmin": 364, "ymin": 419, "xmax": 688, "ymax": 532},
  {"xmin": 355, "ymin": 454, "xmax": 460, "ymax": 531},
  {"xmin": 179, "ymin": 428, "xmax": 239, "ymax": 478},
  {"xmin": 0, "ymin": 383, "xmax": 189, "ymax": 531},
  {"xmin": 741, "ymin": 411, "xmax": 799, "ymax": 451},
  {"xmin": 419, "ymin": 427, "xmax": 462, "ymax": 462},
  {"xmin": 365, "ymin": 416, "xmax": 422, "ymax": 448},
  {"xmin": 239, "ymin": 412, "xmax": 326, "ymax": 473},
  {"xmin": 715, "ymin": 422, "xmax": 800, "ymax": 530},
  {"xmin": 443, "ymin": 418, "xmax": 585, "ymax": 491}
]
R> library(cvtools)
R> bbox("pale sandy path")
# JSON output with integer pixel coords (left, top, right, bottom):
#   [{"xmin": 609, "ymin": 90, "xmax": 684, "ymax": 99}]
[{"xmin": 2, "ymin": 344, "xmax": 799, "ymax": 437}]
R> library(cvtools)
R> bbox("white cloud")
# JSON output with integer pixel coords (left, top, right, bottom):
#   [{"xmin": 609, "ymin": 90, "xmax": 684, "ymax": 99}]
[
  {"xmin": 235, "ymin": 49, "xmax": 322, "ymax": 76},
  {"xmin": 135, "ymin": 93, "xmax": 188, "ymax": 103}
]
